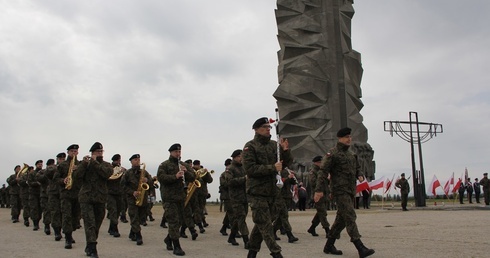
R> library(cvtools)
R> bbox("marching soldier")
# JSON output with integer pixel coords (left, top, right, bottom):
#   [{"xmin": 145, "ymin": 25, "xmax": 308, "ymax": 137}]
[
  {"xmin": 307, "ymin": 155, "xmax": 330, "ymax": 237},
  {"xmin": 54, "ymin": 144, "xmax": 81, "ymax": 249},
  {"xmin": 157, "ymin": 143, "xmax": 196, "ymax": 256},
  {"xmin": 121, "ymin": 154, "xmax": 153, "ymax": 245},
  {"xmin": 0, "ymin": 184, "xmax": 6, "ymax": 208},
  {"xmin": 75, "ymin": 142, "xmax": 112, "ymax": 258},
  {"xmin": 47, "ymin": 153, "xmax": 65, "ymax": 241},
  {"xmin": 29, "ymin": 160, "xmax": 43, "ymax": 231},
  {"xmin": 225, "ymin": 150, "xmax": 250, "ymax": 247},
  {"xmin": 194, "ymin": 160, "xmax": 213, "ymax": 229},
  {"xmin": 479, "ymin": 173, "xmax": 490, "ymax": 205},
  {"xmin": 19, "ymin": 166, "xmax": 31, "ymax": 227},
  {"xmin": 106, "ymin": 154, "xmax": 125, "ymax": 238},
  {"xmin": 218, "ymin": 158, "xmax": 232, "ymax": 236},
  {"xmin": 7, "ymin": 165, "xmax": 22, "ymax": 223},
  {"xmin": 242, "ymin": 117, "xmax": 292, "ymax": 258},
  {"xmin": 314, "ymin": 127, "xmax": 374, "ymax": 258},
  {"xmin": 37, "ymin": 159, "xmax": 55, "ymax": 235},
  {"xmin": 190, "ymin": 160, "xmax": 206, "ymax": 233},
  {"xmin": 395, "ymin": 173, "xmax": 410, "ymax": 211},
  {"xmin": 273, "ymin": 166, "xmax": 299, "ymax": 243}
]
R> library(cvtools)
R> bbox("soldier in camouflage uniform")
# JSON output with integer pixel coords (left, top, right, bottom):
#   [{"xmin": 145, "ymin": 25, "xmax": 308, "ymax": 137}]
[
  {"xmin": 106, "ymin": 154, "xmax": 125, "ymax": 238},
  {"xmin": 121, "ymin": 154, "xmax": 153, "ymax": 245},
  {"xmin": 314, "ymin": 127, "xmax": 374, "ymax": 258},
  {"xmin": 28, "ymin": 160, "xmax": 43, "ymax": 231},
  {"xmin": 75, "ymin": 142, "xmax": 113, "ymax": 258},
  {"xmin": 190, "ymin": 160, "xmax": 206, "ymax": 233},
  {"xmin": 272, "ymin": 166, "xmax": 299, "ymax": 243},
  {"xmin": 395, "ymin": 173, "xmax": 410, "ymax": 211},
  {"xmin": 219, "ymin": 159, "xmax": 232, "ymax": 236},
  {"xmin": 0, "ymin": 184, "xmax": 6, "ymax": 208},
  {"xmin": 242, "ymin": 117, "xmax": 292, "ymax": 258},
  {"xmin": 54, "ymin": 144, "xmax": 81, "ymax": 249},
  {"xmin": 37, "ymin": 159, "xmax": 55, "ymax": 235},
  {"xmin": 479, "ymin": 173, "xmax": 490, "ymax": 205},
  {"xmin": 47, "ymin": 153, "xmax": 65, "ymax": 241},
  {"xmin": 157, "ymin": 143, "xmax": 196, "ymax": 256},
  {"xmin": 307, "ymin": 155, "xmax": 330, "ymax": 237},
  {"xmin": 19, "ymin": 166, "xmax": 31, "ymax": 227},
  {"xmin": 7, "ymin": 165, "xmax": 22, "ymax": 222},
  {"xmin": 195, "ymin": 160, "xmax": 213, "ymax": 229},
  {"xmin": 225, "ymin": 150, "xmax": 250, "ymax": 247}
]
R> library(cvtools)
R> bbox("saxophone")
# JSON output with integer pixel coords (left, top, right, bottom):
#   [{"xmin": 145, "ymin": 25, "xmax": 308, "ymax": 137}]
[
  {"xmin": 135, "ymin": 163, "xmax": 150, "ymax": 207},
  {"xmin": 65, "ymin": 156, "xmax": 76, "ymax": 190},
  {"xmin": 184, "ymin": 169, "xmax": 202, "ymax": 207}
]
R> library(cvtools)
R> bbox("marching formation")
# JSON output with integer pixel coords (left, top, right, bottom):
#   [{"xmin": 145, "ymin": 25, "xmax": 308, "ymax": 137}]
[{"xmin": 5, "ymin": 117, "xmax": 376, "ymax": 258}]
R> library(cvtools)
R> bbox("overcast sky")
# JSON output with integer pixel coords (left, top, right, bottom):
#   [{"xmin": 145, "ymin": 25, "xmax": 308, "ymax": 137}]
[{"xmin": 1, "ymin": 1, "xmax": 489, "ymax": 199}]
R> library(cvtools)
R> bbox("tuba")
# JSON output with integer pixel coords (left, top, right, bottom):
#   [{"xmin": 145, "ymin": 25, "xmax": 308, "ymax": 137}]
[
  {"xmin": 65, "ymin": 156, "xmax": 76, "ymax": 190},
  {"xmin": 17, "ymin": 163, "xmax": 29, "ymax": 179},
  {"xmin": 135, "ymin": 163, "xmax": 150, "ymax": 207},
  {"xmin": 109, "ymin": 166, "xmax": 125, "ymax": 180}
]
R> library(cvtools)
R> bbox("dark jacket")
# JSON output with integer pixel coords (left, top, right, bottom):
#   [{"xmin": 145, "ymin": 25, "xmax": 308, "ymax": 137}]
[
  {"xmin": 225, "ymin": 160, "xmax": 247, "ymax": 203},
  {"xmin": 121, "ymin": 166, "xmax": 153, "ymax": 206},
  {"xmin": 157, "ymin": 156, "xmax": 196, "ymax": 203},
  {"xmin": 75, "ymin": 158, "xmax": 112, "ymax": 203}
]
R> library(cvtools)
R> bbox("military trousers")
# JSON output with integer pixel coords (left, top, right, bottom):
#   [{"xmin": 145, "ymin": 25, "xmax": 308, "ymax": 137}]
[
  {"xmin": 41, "ymin": 196, "xmax": 51, "ymax": 225},
  {"xmin": 311, "ymin": 196, "xmax": 329, "ymax": 229},
  {"xmin": 48, "ymin": 193, "xmax": 62, "ymax": 228},
  {"xmin": 61, "ymin": 197, "xmax": 80, "ymax": 233},
  {"xmin": 164, "ymin": 201, "xmax": 184, "ymax": 240},
  {"xmin": 483, "ymin": 190, "xmax": 490, "ymax": 205},
  {"xmin": 230, "ymin": 201, "xmax": 249, "ymax": 236},
  {"xmin": 273, "ymin": 197, "xmax": 292, "ymax": 232},
  {"xmin": 128, "ymin": 202, "xmax": 147, "ymax": 233},
  {"xmin": 106, "ymin": 194, "xmax": 123, "ymax": 225},
  {"xmin": 21, "ymin": 193, "xmax": 30, "ymax": 219},
  {"xmin": 401, "ymin": 193, "xmax": 408, "ymax": 210},
  {"xmin": 80, "ymin": 202, "xmax": 105, "ymax": 243},
  {"xmin": 248, "ymin": 196, "xmax": 281, "ymax": 254},
  {"xmin": 10, "ymin": 194, "xmax": 21, "ymax": 218},
  {"xmin": 188, "ymin": 194, "xmax": 202, "ymax": 224},
  {"xmin": 29, "ymin": 194, "xmax": 41, "ymax": 222},
  {"xmin": 328, "ymin": 194, "xmax": 361, "ymax": 242}
]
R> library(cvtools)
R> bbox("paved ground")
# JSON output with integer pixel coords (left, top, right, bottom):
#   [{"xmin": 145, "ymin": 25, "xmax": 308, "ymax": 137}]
[{"xmin": 0, "ymin": 202, "xmax": 488, "ymax": 258}]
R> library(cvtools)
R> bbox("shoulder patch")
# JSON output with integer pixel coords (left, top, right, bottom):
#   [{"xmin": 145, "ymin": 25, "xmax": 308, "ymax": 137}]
[
  {"xmin": 326, "ymin": 152, "xmax": 331, "ymax": 157},
  {"xmin": 244, "ymin": 147, "xmax": 249, "ymax": 151}
]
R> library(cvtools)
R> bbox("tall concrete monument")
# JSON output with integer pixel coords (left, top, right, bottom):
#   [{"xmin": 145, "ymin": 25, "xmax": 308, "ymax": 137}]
[{"xmin": 273, "ymin": 0, "xmax": 375, "ymax": 180}]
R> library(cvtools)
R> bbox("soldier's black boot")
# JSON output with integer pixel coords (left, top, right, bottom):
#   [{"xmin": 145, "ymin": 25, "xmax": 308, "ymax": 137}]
[
  {"xmin": 164, "ymin": 234, "xmax": 173, "ymax": 250},
  {"xmin": 112, "ymin": 224, "xmax": 120, "ymax": 237},
  {"xmin": 24, "ymin": 218, "xmax": 30, "ymax": 227},
  {"xmin": 202, "ymin": 217, "xmax": 209, "ymax": 227},
  {"xmin": 227, "ymin": 230, "xmax": 239, "ymax": 246},
  {"xmin": 120, "ymin": 214, "xmax": 128, "ymax": 223},
  {"xmin": 353, "ymin": 239, "xmax": 375, "ymax": 258},
  {"xmin": 247, "ymin": 250, "xmax": 257, "ymax": 258},
  {"xmin": 108, "ymin": 223, "xmax": 114, "ymax": 235},
  {"xmin": 273, "ymin": 230, "xmax": 281, "ymax": 241},
  {"xmin": 44, "ymin": 223, "xmax": 51, "ymax": 235},
  {"xmin": 323, "ymin": 238, "xmax": 343, "ymax": 255},
  {"xmin": 179, "ymin": 226, "xmax": 188, "ymax": 238},
  {"xmin": 64, "ymin": 232, "xmax": 73, "ymax": 249},
  {"xmin": 89, "ymin": 242, "xmax": 99, "ymax": 258},
  {"xmin": 160, "ymin": 217, "xmax": 167, "ymax": 228},
  {"xmin": 129, "ymin": 230, "xmax": 137, "ymax": 241},
  {"xmin": 219, "ymin": 224, "xmax": 228, "ymax": 235},
  {"xmin": 325, "ymin": 227, "xmax": 330, "ymax": 238},
  {"xmin": 172, "ymin": 239, "xmax": 185, "ymax": 256},
  {"xmin": 12, "ymin": 216, "xmax": 19, "ymax": 223},
  {"xmin": 85, "ymin": 244, "xmax": 91, "ymax": 256},
  {"xmin": 307, "ymin": 225, "xmax": 319, "ymax": 236},
  {"xmin": 286, "ymin": 231, "xmax": 299, "ymax": 243},
  {"xmin": 136, "ymin": 231, "xmax": 143, "ymax": 245},
  {"xmin": 54, "ymin": 227, "xmax": 62, "ymax": 241},
  {"xmin": 33, "ymin": 220, "xmax": 40, "ymax": 231},
  {"xmin": 197, "ymin": 222, "xmax": 205, "ymax": 233},
  {"xmin": 243, "ymin": 235, "xmax": 250, "ymax": 249},
  {"xmin": 271, "ymin": 252, "xmax": 284, "ymax": 258},
  {"xmin": 189, "ymin": 227, "xmax": 198, "ymax": 240},
  {"xmin": 149, "ymin": 215, "xmax": 155, "ymax": 221}
]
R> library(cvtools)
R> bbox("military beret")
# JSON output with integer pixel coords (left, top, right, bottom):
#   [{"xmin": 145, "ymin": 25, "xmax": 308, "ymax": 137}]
[
  {"xmin": 14, "ymin": 165, "xmax": 20, "ymax": 170},
  {"xmin": 56, "ymin": 152, "xmax": 66, "ymax": 158},
  {"xmin": 185, "ymin": 159, "xmax": 192, "ymax": 165},
  {"xmin": 193, "ymin": 160, "xmax": 201, "ymax": 165},
  {"xmin": 129, "ymin": 154, "xmax": 140, "ymax": 161},
  {"xmin": 401, "ymin": 173, "xmax": 405, "ymax": 177},
  {"xmin": 35, "ymin": 160, "xmax": 43, "ymax": 165},
  {"xmin": 112, "ymin": 154, "xmax": 121, "ymax": 161},
  {"xmin": 224, "ymin": 158, "xmax": 232, "ymax": 166},
  {"xmin": 312, "ymin": 155, "xmax": 323, "ymax": 163},
  {"xmin": 231, "ymin": 149, "xmax": 242, "ymax": 158},
  {"xmin": 475, "ymin": 178, "xmax": 479, "ymax": 181},
  {"xmin": 67, "ymin": 144, "xmax": 79, "ymax": 151},
  {"xmin": 252, "ymin": 117, "xmax": 270, "ymax": 129},
  {"xmin": 168, "ymin": 143, "xmax": 181, "ymax": 152},
  {"xmin": 337, "ymin": 127, "xmax": 352, "ymax": 138},
  {"xmin": 89, "ymin": 142, "xmax": 103, "ymax": 152},
  {"xmin": 484, "ymin": 173, "xmax": 488, "ymax": 176},
  {"xmin": 46, "ymin": 159, "xmax": 55, "ymax": 166}
]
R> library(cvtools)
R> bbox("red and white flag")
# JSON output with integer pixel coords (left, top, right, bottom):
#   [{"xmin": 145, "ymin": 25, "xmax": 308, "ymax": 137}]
[
  {"xmin": 393, "ymin": 176, "xmax": 400, "ymax": 189},
  {"xmin": 384, "ymin": 178, "xmax": 393, "ymax": 194},
  {"xmin": 443, "ymin": 172, "xmax": 454, "ymax": 195},
  {"xmin": 452, "ymin": 172, "xmax": 464, "ymax": 193},
  {"xmin": 368, "ymin": 176, "xmax": 385, "ymax": 190},
  {"xmin": 356, "ymin": 180, "xmax": 369, "ymax": 194},
  {"xmin": 428, "ymin": 175, "xmax": 441, "ymax": 196}
]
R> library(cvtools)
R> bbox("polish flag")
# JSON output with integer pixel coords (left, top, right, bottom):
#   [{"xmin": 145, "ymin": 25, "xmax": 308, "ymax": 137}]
[
  {"xmin": 427, "ymin": 175, "xmax": 441, "ymax": 196},
  {"xmin": 443, "ymin": 172, "xmax": 454, "ymax": 195},
  {"xmin": 452, "ymin": 178, "xmax": 462, "ymax": 193},
  {"xmin": 384, "ymin": 178, "xmax": 393, "ymax": 194},
  {"xmin": 393, "ymin": 176, "xmax": 400, "ymax": 189},
  {"xmin": 368, "ymin": 176, "xmax": 385, "ymax": 190},
  {"xmin": 356, "ymin": 180, "xmax": 369, "ymax": 194}
]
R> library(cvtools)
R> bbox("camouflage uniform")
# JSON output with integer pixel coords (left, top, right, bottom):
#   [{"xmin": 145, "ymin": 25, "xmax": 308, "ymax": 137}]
[
  {"xmin": 7, "ymin": 173, "xmax": 21, "ymax": 221},
  {"xmin": 242, "ymin": 133, "xmax": 292, "ymax": 255},
  {"xmin": 54, "ymin": 157, "xmax": 81, "ymax": 246},
  {"xmin": 75, "ymin": 157, "xmax": 112, "ymax": 254},
  {"xmin": 37, "ymin": 168, "xmax": 51, "ymax": 232},
  {"xmin": 121, "ymin": 166, "xmax": 153, "ymax": 239},
  {"xmin": 479, "ymin": 176, "xmax": 490, "ymax": 205},
  {"xmin": 219, "ymin": 169, "xmax": 231, "ymax": 234},
  {"xmin": 0, "ymin": 184, "xmax": 6, "ymax": 208},
  {"xmin": 273, "ymin": 168, "xmax": 298, "ymax": 242},
  {"xmin": 46, "ymin": 164, "xmax": 63, "ymax": 239},
  {"xmin": 28, "ymin": 167, "xmax": 43, "ymax": 229},
  {"xmin": 106, "ymin": 164, "xmax": 124, "ymax": 236},
  {"xmin": 157, "ymin": 155, "xmax": 196, "ymax": 251},
  {"xmin": 225, "ymin": 159, "xmax": 249, "ymax": 245},
  {"xmin": 309, "ymin": 163, "xmax": 330, "ymax": 235},
  {"xmin": 19, "ymin": 171, "xmax": 30, "ymax": 224},
  {"xmin": 196, "ymin": 169, "xmax": 213, "ymax": 228},
  {"xmin": 316, "ymin": 142, "xmax": 362, "ymax": 242},
  {"xmin": 395, "ymin": 177, "xmax": 410, "ymax": 211}
]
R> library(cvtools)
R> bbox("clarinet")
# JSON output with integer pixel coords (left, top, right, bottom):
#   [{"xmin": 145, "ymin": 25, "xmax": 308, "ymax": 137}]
[{"xmin": 274, "ymin": 108, "xmax": 284, "ymax": 189}]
